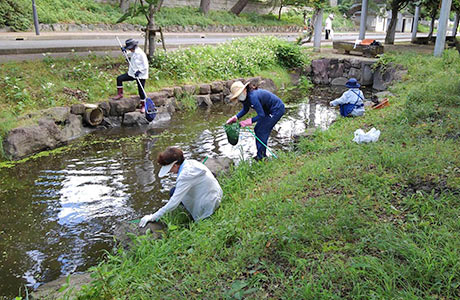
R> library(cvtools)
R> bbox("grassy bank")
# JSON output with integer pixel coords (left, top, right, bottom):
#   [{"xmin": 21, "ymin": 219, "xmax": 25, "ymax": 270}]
[
  {"xmin": 70, "ymin": 49, "xmax": 460, "ymax": 299},
  {"xmin": 0, "ymin": 37, "xmax": 307, "ymax": 159}
]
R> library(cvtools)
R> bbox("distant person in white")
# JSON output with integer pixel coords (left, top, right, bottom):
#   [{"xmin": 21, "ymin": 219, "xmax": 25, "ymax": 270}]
[
  {"xmin": 139, "ymin": 147, "xmax": 222, "ymax": 227},
  {"xmin": 325, "ymin": 14, "xmax": 334, "ymax": 40}
]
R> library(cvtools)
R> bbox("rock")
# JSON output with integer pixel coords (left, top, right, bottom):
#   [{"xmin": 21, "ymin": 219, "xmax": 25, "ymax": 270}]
[
  {"xmin": 348, "ymin": 67, "xmax": 361, "ymax": 82},
  {"xmin": 70, "ymin": 104, "xmax": 86, "ymax": 115},
  {"xmin": 361, "ymin": 63, "xmax": 373, "ymax": 86},
  {"xmin": 350, "ymin": 58, "xmax": 361, "ymax": 68},
  {"xmin": 303, "ymin": 65, "xmax": 312, "ymax": 75},
  {"xmin": 223, "ymin": 85, "xmax": 230, "ymax": 96},
  {"xmin": 210, "ymin": 93, "xmax": 223, "ymax": 103},
  {"xmin": 109, "ymin": 98, "xmax": 138, "ymax": 116},
  {"xmin": 173, "ymin": 86, "xmax": 183, "ymax": 97},
  {"xmin": 42, "ymin": 107, "xmax": 70, "ymax": 123},
  {"xmin": 328, "ymin": 63, "xmax": 345, "ymax": 79},
  {"xmin": 182, "ymin": 85, "xmax": 197, "ymax": 95},
  {"xmin": 199, "ymin": 84, "xmax": 211, "ymax": 95},
  {"xmin": 4, "ymin": 119, "xmax": 61, "ymax": 160},
  {"xmin": 113, "ymin": 221, "xmax": 166, "ymax": 249},
  {"xmin": 61, "ymin": 114, "xmax": 83, "ymax": 141},
  {"xmin": 246, "ymin": 76, "xmax": 262, "ymax": 86},
  {"xmin": 225, "ymin": 79, "xmax": 236, "ymax": 89},
  {"xmin": 211, "ymin": 81, "xmax": 223, "ymax": 93},
  {"xmin": 311, "ymin": 59, "xmax": 330, "ymax": 85},
  {"xmin": 258, "ymin": 78, "xmax": 277, "ymax": 92},
  {"xmin": 147, "ymin": 91, "xmax": 169, "ymax": 106},
  {"xmin": 98, "ymin": 102, "xmax": 111, "ymax": 117},
  {"xmin": 195, "ymin": 95, "xmax": 212, "ymax": 107},
  {"xmin": 331, "ymin": 77, "xmax": 348, "ymax": 86},
  {"xmin": 204, "ymin": 157, "xmax": 233, "ymax": 177},
  {"xmin": 31, "ymin": 272, "xmax": 92, "ymax": 300},
  {"xmin": 161, "ymin": 88, "xmax": 174, "ymax": 97},
  {"xmin": 123, "ymin": 112, "xmax": 149, "ymax": 126}
]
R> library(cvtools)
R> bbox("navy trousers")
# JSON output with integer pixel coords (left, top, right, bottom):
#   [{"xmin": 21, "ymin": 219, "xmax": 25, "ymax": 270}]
[{"xmin": 254, "ymin": 107, "xmax": 285, "ymax": 159}]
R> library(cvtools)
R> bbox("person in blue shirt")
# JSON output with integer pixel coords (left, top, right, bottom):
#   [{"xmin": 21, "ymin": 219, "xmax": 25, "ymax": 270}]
[
  {"xmin": 329, "ymin": 78, "xmax": 365, "ymax": 117},
  {"xmin": 226, "ymin": 81, "xmax": 285, "ymax": 161}
]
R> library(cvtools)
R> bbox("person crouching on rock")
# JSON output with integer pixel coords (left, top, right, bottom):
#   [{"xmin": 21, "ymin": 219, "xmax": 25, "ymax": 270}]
[
  {"xmin": 329, "ymin": 78, "xmax": 365, "ymax": 117},
  {"xmin": 139, "ymin": 147, "xmax": 223, "ymax": 227},
  {"xmin": 113, "ymin": 39, "xmax": 149, "ymax": 112},
  {"xmin": 226, "ymin": 81, "xmax": 285, "ymax": 161}
]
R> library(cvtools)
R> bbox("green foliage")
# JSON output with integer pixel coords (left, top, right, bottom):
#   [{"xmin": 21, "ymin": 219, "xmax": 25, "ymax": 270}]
[
  {"xmin": 75, "ymin": 50, "xmax": 460, "ymax": 299},
  {"xmin": 275, "ymin": 41, "xmax": 309, "ymax": 69},
  {"xmin": 0, "ymin": 0, "xmax": 31, "ymax": 31},
  {"xmin": 151, "ymin": 37, "xmax": 306, "ymax": 82},
  {"xmin": 176, "ymin": 93, "xmax": 197, "ymax": 111}
]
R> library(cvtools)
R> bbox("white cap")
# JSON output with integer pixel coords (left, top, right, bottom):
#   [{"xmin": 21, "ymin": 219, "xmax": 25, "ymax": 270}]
[{"xmin": 158, "ymin": 160, "xmax": 177, "ymax": 178}]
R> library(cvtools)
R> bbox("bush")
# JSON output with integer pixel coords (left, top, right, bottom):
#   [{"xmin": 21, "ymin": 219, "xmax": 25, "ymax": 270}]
[
  {"xmin": 151, "ymin": 37, "xmax": 306, "ymax": 82},
  {"xmin": 0, "ymin": 0, "xmax": 31, "ymax": 31}
]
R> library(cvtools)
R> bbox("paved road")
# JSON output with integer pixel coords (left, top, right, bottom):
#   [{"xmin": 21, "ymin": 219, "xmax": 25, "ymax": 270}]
[{"xmin": 0, "ymin": 31, "xmax": 416, "ymax": 62}]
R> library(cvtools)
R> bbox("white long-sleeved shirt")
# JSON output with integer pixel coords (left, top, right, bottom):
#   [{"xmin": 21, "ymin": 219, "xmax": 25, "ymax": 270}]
[
  {"xmin": 127, "ymin": 47, "xmax": 149, "ymax": 79},
  {"xmin": 151, "ymin": 159, "xmax": 223, "ymax": 221},
  {"xmin": 325, "ymin": 17, "xmax": 333, "ymax": 30},
  {"xmin": 330, "ymin": 88, "xmax": 365, "ymax": 117}
]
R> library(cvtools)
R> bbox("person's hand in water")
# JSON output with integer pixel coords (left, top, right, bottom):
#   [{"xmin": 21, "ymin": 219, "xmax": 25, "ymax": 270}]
[{"xmin": 139, "ymin": 214, "xmax": 155, "ymax": 227}]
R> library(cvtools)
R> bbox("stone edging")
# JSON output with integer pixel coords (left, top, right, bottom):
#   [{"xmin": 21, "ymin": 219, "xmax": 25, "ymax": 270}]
[
  {"xmin": 35, "ymin": 23, "xmax": 302, "ymax": 33},
  {"xmin": 2, "ymin": 77, "xmax": 276, "ymax": 161}
]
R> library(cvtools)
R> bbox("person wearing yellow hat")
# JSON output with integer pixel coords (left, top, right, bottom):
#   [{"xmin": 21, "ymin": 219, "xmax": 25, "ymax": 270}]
[
  {"xmin": 139, "ymin": 147, "xmax": 222, "ymax": 227},
  {"xmin": 226, "ymin": 81, "xmax": 285, "ymax": 161}
]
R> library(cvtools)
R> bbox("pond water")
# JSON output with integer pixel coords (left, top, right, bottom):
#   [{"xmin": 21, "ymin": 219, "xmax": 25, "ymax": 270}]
[{"xmin": 0, "ymin": 86, "xmax": 373, "ymax": 297}]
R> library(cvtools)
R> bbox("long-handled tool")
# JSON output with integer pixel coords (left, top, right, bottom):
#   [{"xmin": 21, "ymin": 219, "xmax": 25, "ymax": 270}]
[{"xmin": 244, "ymin": 127, "xmax": 278, "ymax": 159}]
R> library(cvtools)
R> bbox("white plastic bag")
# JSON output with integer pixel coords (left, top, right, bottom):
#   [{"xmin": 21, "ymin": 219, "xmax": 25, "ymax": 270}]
[{"xmin": 353, "ymin": 128, "xmax": 381, "ymax": 144}]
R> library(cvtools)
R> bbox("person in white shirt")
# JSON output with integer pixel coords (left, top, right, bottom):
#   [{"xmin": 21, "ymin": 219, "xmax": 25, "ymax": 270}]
[
  {"xmin": 139, "ymin": 147, "xmax": 223, "ymax": 227},
  {"xmin": 329, "ymin": 78, "xmax": 365, "ymax": 117},
  {"xmin": 113, "ymin": 39, "xmax": 149, "ymax": 111},
  {"xmin": 325, "ymin": 14, "xmax": 334, "ymax": 40}
]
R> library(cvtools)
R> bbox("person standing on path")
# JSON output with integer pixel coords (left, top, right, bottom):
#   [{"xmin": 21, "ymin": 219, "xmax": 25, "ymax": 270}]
[
  {"xmin": 226, "ymin": 81, "xmax": 285, "ymax": 161},
  {"xmin": 113, "ymin": 39, "xmax": 149, "ymax": 112},
  {"xmin": 325, "ymin": 14, "xmax": 334, "ymax": 40},
  {"xmin": 139, "ymin": 147, "xmax": 222, "ymax": 227}
]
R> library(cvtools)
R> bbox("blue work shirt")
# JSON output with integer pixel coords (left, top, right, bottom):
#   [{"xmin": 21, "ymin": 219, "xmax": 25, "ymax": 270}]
[{"xmin": 236, "ymin": 89, "xmax": 285, "ymax": 123}]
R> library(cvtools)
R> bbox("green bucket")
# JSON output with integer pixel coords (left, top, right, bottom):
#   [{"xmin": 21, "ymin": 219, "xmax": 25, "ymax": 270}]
[{"xmin": 223, "ymin": 123, "xmax": 241, "ymax": 146}]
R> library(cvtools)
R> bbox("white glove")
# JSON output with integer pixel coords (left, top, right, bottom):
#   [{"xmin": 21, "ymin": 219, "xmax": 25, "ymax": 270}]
[{"xmin": 139, "ymin": 214, "xmax": 155, "ymax": 227}]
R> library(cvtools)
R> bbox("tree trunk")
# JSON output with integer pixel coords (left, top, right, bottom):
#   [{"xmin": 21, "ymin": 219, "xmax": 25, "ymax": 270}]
[
  {"xmin": 452, "ymin": 12, "xmax": 459, "ymax": 37},
  {"xmin": 427, "ymin": 10, "xmax": 436, "ymax": 39},
  {"xmin": 385, "ymin": 7, "xmax": 398, "ymax": 44},
  {"xmin": 200, "ymin": 0, "xmax": 211, "ymax": 15},
  {"xmin": 154, "ymin": 0, "xmax": 164, "ymax": 13},
  {"xmin": 147, "ymin": 3, "xmax": 156, "ymax": 59},
  {"xmin": 230, "ymin": 0, "xmax": 249, "ymax": 15},
  {"xmin": 120, "ymin": 0, "xmax": 129, "ymax": 13},
  {"xmin": 278, "ymin": 4, "xmax": 283, "ymax": 20}
]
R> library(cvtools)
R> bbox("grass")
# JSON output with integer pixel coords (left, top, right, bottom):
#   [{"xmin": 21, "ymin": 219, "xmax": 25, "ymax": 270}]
[
  {"xmin": 68, "ymin": 49, "xmax": 460, "ymax": 299},
  {"xmin": 0, "ymin": 37, "xmax": 306, "ymax": 159}
]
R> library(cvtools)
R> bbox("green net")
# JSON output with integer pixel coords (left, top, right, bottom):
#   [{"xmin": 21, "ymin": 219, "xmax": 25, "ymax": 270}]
[{"xmin": 223, "ymin": 123, "xmax": 240, "ymax": 146}]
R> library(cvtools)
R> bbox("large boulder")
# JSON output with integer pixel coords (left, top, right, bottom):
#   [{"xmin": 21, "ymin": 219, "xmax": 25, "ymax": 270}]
[
  {"xmin": 211, "ymin": 81, "xmax": 223, "ymax": 93},
  {"xmin": 31, "ymin": 273, "xmax": 92, "ymax": 300},
  {"xmin": 147, "ymin": 91, "xmax": 169, "ymax": 106},
  {"xmin": 258, "ymin": 78, "xmax": 277, "ymax": 93},
  {"xmin": 70, "ymin": 104, "xmax": 86, "ymax": 115},
  {"xmin": 361, "ymin": 63, "xmax": 374, "ymax": 86},
  {"xmin": 372, "ymin": 66, "xmax": 396, "ymax": 91},
  {"xmin": 113, "ymin": 221, "xmax": 166, "ymax": 249},
  {"xmin": 311, "ymin": 59, "xmax": 330, "ymax": 85},
  {"xmin": 195, "ymin": 95, "xmax": 212, "ymax": 107},
  {"xmin": 123, "ymin": 111, "xmax": 149, "ymax": 126},
  {"xmin": 60, "ymin": 114, "xmax": 83, "ymax": 141},
  {"xmin": 42, "ymin": 107, "xmax": 70, "ymax": 123},
  {"xmin": 331, "ymin": 77, "xmax": 348, "ymax": 86},
  {"xmin": 98, "ymin": 101, "xmax": 111, "ymax": 117},
  {"xmin": 199, "ymin": 84, "xmax": 211, "ymax": 95},
  {"xmin": 204, "ymin": 157, "xmax": 233, "ymax": 177},
  {"xmin": 109, "ymin": 98, "xmax": 138, "ymax": 116}
]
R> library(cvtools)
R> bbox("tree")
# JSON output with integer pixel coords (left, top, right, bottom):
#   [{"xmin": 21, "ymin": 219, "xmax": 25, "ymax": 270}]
[
  {"xmin": 384, "ymin": 0, "xmax": 411, "ymax": 44},
  {"xmin": 120, "ymin": 0, "xmax": 130, "ymax": 13},
  {"xmin": 422, "ymin": 0, "xmax": 440, "ymax": 39},
  {"xmin": 230, "ymin": 0, "xmax": 250, "ymax": 15},
  {"xmin": 117, "ymin": 0, "xmax": 164, "ymax": 59},
  {"xmin": 200, "ymin": 0, "xmax": 211, "ymax": 15}
]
